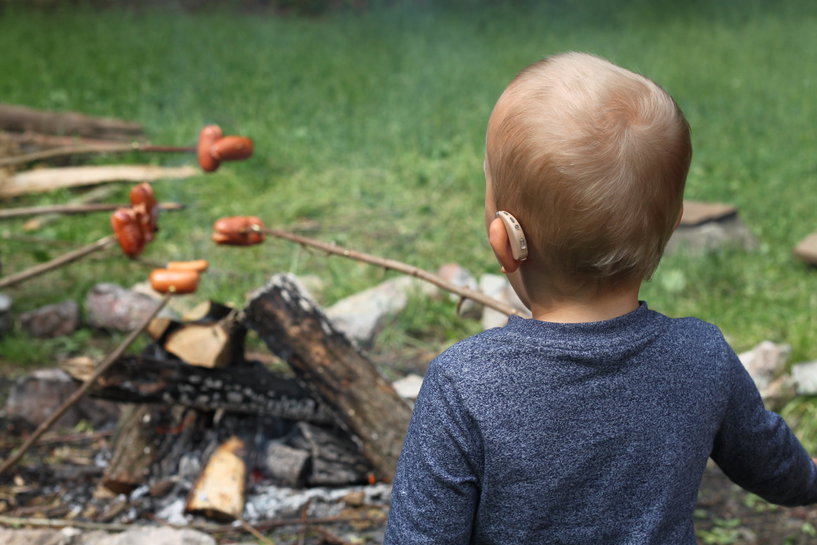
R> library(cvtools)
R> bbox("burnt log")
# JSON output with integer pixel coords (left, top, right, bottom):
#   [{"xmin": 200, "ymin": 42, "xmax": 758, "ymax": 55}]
[
  {"xmin": 59, "ymin": 355, "xmax": 335, "ymax": 425},
  {"xmin": 244, "ymin": 274, "xmax": 413, "ymax": 481},
  {"xmin": 101, "ymin": 404, "xmax": 161, "ymax": 494},
  {"xmin": 0, "ymin": 104, "xmax": 144, "ymax": 141}
]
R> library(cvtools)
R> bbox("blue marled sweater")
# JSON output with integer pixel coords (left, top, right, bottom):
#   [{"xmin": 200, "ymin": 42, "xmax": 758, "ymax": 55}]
[{"xmin": 384, "ymin": 303, "xmax": 817, "ymax": 544}]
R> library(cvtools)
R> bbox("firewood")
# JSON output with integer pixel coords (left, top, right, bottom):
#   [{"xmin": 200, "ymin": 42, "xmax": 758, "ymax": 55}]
[
  {"xmin": 101, "ymin": 404, "xmax": 160, "ymax": 494},
  {"xmin": 0, "ymin": 103, "xmax": 143, "ymax": 141},
  {"xmin": 186, "ymin": 435, "xmax": 247, "ymax": 521},
  {"xmin": 162, "ymin": 309, "xmax": 242, "ymax": 368},
  {"xmin": 244, "ymin": 274, "xmax": 413, "ymax": 481},
  {"xmin": 58, "ymin": 355, "xmax": 336, "ymax": 425},
  {"xmin": 0, "ymin": 164, "xmax": 197, "ymax": 198}
]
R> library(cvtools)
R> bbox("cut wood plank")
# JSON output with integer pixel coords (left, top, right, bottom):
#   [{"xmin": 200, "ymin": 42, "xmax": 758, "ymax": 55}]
[
  {"xmin": 1, "ymin": 165, "xmax": 198, "ymax": 198},
  {"xmin": 244, "ymin": 273, "xmax": 413, "ymax": 481},
  {"xmin": 0, "ymin": 103, "xmax": 143, "ymax": 141},
  {"xmin": 186, "ymin": 435, "xmax": 247, "ymax": 521},
  {"xmin": 794, "ymin": 232, "xmax": 817, "ymax": 266}
]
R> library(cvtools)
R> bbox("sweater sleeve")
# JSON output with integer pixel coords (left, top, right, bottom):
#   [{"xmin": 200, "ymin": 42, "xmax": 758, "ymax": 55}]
[
  {"xmin": 384, "ymin": 359, "xmax": 482, "ymax": 545},
  {"xmin": 710, "ymin": 351, "xmax": 817, "ymax": 506}
]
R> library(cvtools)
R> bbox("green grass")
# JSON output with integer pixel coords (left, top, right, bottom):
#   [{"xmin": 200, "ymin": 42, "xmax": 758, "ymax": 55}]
[{"xmin": 1, "ymin": 0, "xmax": 816, "ymax": 374}]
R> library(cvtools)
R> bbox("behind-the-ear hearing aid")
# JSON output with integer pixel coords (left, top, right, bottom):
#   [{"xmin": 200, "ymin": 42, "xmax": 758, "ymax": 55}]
[{"xmin": 496, "ymin": 211, "xmax": 528, "ymax": 262}]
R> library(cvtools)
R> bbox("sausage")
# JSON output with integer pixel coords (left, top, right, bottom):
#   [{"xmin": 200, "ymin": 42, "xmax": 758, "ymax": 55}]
[
  {"xmin": 197, "ymin": 124, "xmax": 223, "ymax": 173},
  {"xmin": 149, "ymin": 268, "xmax": 200, "ymax": 294},
  {"xmin": 110, "ymin": 207, "xmax": 145, "ymax": 258},
  {"xmin": 211, "ymin": 215, "xmax": 266, "ymax": 246},
  {"xmin": 129, "ymin": 182, "xmax": 159, "ymax": 241},
  {"xmin": 166, "ymin": 259, "xmax": 209, "ymax": 273},
  {"xmin": 210, "ymin": 136, "xmax": 253, "ymax": 161}
]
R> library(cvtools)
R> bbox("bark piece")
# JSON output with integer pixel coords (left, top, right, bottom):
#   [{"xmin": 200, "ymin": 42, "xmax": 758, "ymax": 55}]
[
  {"xmin": 186, "ymin": 435, "xmax": 247, "ymax": 521},
  {"xmin": 244, "ymin": 273, "xmax": 413, "ymax": 481},
  {"xmin": 680, "ymin": 200, "xmax": 738, "ymax": 226},
  {"xmin": 0, "ymin": 103, "xmax": 143, "ymax": 141},
  {"xmin": 0, "ymin": 165, "xmax": 197, "ymax": 198}
]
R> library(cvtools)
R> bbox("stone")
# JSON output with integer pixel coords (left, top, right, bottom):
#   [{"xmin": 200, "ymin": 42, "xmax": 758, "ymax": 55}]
[
  {"xmin": 0, "ymin": 292, "xmax": 12, "ymax": 336},
  {"xmin": 665, "ymin": 214, "xmax": 757, "ymax": 256},
  {"xmin": 85, "ymin": 283, "xmax": 166, "ymax": 332},
  {"xmin": 392, "ymin": 374, "xmax": 424, "ymax": 400},
  {"xmin": 18, "ymin": 300, "xmax": 79, "ymax": 338},
  {"xmin": 479, "ymin": 274, "xmax": 530, "ymax": 330},
  {"xmin": 3, "ymin": 368, "xmax": 120, "ymax": 430},
  {"xmin": 437, "ymin": 263, "xmax": 481, "ymax": 319},
  {"xmin": 792, "ymin": 361, "xmax": 817, "ymax": 395},
  {"xmin": 793, "ymin": 231, "xmax": 817, "ymax": 266},
  {"xmin": 737, "ymin": 341, "xmax": 791, "ymax": 400},
  {"xmin": 326, "ymin": 276, "xmax": 439, "ymax": 345}
]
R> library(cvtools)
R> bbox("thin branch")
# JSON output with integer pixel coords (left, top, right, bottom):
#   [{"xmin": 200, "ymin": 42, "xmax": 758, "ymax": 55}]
[
  {"xmin": 0, "ymin": 293, "xmax": 172, "ymax": 476},
  {"xmin": 0, "ymin": 202, "xmax": 183, "ymax": 220},
  {"xmin": 237, "ymin": 517, "xmax": 277, "ymax": 545},
  {"xmin": 0, "ymin": 515, "xmax": 133, "ymax": 532},
  {"xmin": 0, "ymin": 143, "xmax": 195, "ymax": 168},
  {"xmin": 0, "ymin": 235, "xmax": 116, "ymax": 289},
  {"xmin": 259, "ymin": 227, "xmax": 523, "ymax": 317}
]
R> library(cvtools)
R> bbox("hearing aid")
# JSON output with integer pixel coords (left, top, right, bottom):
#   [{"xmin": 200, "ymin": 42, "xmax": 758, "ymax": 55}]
[{"xmin": 496, "ymin": 211, "xmax": 528, "ymax": 262}]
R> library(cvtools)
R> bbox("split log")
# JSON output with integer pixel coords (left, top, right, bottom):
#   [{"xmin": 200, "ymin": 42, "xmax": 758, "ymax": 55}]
[
  {"xmin": 186, "ymin": 435, "xmax": 248, "ymax": 521},
  {"xmin": 244, "ymin": 274, "xmax": 413, "ymax": 481},
  {"xmin": 161, "ymin": 308, "xmax": 244, "ymax": 368},
  {"xmin": 0, "ymin": 104, "xmax": 143, "ymax": 141},
  {"xmin": 101, "ymin": 404, "xmax": 160, "ymax": 494},
  {"xmin": 288, "ymin": 422, "xmax": 372, "ymax": 486},
  {"xmin": 0, "ymin": 164, "xmax": 198, "ymax": 198},
  {"xmin": 59, "ymin": 354, "xmax": 336, "ymax": 425}
]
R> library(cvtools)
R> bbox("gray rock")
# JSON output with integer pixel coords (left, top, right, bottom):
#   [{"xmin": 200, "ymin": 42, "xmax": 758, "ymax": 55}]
[
  {"xmin": 665, "ymin": 215, "xmax": 757, "ymax": 256},
  {"xmin": 18, "ymin": 300, "xmax": 80, "ymax": 338},
  {"xmin": 479, "ymin": 274, "xmax": 530, "ymax": 330},
  {"xmin": 437, "ymin": 263, "xmax": 481, "ymax": 319},
  {"xmin": 85, "ymin": 283, "xmax": 164, "ymax": 332},
  {"xmin": 0, "ymin": 527, "xmax": 217, "ymax": 545},
  {"xmin": 792, "ymin": 361, "xmax": 817, "ymax": 395},
  {"xmin": 737, "ymin": 341, "xmax": 791, "ymax": 401},
  {"xmin": 326, "ymin": 276, "xmax": 439, "ymax": 345},
  {"xmin": 3, "ymin": 368, "xmax": 119, "ymax": 429},
  {"xmin": 0, "ymin": 292, "xmax": 11, "ymax": 336},
  {"xmin": 392, "ymin": 374, "xmax": 424, "ymax": 400}
]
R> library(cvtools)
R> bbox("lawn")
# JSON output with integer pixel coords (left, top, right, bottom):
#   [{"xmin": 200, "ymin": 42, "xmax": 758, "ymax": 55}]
[{"xmin": 1, "ymin": 0, "xmax": 816, "ymax": 428}]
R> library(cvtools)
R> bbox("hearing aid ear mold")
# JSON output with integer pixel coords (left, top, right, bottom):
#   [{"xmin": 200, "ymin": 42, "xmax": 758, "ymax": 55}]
[{"xmin": 496, "ymin": 211, "xmax": 528, "ymax": 262}]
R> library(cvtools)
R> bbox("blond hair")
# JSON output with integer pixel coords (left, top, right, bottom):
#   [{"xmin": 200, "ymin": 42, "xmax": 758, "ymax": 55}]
[{"xmin": 486, "ymin": 52, "xmax": 691, "ymax": 292}]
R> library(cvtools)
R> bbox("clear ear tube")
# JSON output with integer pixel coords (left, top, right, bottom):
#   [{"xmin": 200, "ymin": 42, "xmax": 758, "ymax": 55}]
[{"xmin": 496, "ymin": 211, "xmax": 528, "ymax": 261}]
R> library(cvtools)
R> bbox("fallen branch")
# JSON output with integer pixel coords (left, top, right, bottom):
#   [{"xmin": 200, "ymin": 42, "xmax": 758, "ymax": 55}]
[
  {"xmin": 0, "ymin": 143, "xmax": 195, "ymax": 168},
  {"xmin": 0, "ymin": 515, "xmax": 133, "ymax": 532},
  {"xmin": 0, "ymin": 164, "xmax": 198, "ymax": 198},
  {"xmin": 0, "ymin": 201, "xmax": 183, "ymax": 220},
  {"xmin": 0, "ymin": 293, "xmax": 171, "ymax": 476},
  {"xmin": 260, "ymin": 227, "xmax": 523, "ymax": 317},
  {"xmin": 0, "ymin": 234, "xmax": 116, "ymax": 290}
]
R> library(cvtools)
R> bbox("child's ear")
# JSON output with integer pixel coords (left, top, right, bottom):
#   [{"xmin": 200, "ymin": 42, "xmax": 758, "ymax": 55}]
[{"xmin": 489, "ymin": 216, "xmax": 522, "ymax": 274}]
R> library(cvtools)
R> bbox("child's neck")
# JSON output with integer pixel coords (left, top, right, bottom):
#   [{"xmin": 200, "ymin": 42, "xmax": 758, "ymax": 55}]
[{"xmin": 528, "ymin": 282, "xmax": 641, "ymax": 324}]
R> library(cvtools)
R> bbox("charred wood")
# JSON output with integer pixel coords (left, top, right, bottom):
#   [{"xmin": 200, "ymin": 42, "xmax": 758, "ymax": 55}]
[
  {"xmin": 244, "ymin": 274, "xmax": 412, "ymax": 481},
  {"xmin": 59, "ymin": 355, "xmax": 336, "ymax": 425}
]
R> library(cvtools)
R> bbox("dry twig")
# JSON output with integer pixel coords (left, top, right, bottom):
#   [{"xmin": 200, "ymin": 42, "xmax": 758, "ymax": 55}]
[
  {"xmin": 0, "ymin": 202, "xmax": 183, "ymax": 220},
  {"xmin": 0, "ymin": 294, "xmax": 172, "ymax": 476},
  {"xmin": 0, "ymin": 235, "xmax": 116, "ymax": 290},
  {"xmin": 259, "ymin": 227, "xmax": 523, "ymax": 317}
]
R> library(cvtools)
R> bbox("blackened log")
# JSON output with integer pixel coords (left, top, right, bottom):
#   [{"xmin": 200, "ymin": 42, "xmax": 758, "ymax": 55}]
[
  {"xmin": 288, "ymin": 422, "xmax": 373, "ymax": 486},
  {"xmin": 60, "ymin": 355, "xmax": 335, "ymax": 425},
  {"xmin": 244, "ymin": 273, "xmax": 413, "ymax": 481}
]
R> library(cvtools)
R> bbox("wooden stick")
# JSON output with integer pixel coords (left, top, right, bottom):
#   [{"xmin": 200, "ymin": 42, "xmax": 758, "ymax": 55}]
[
  {"xmin": 0, "ymin": 293, "xmax": 171, "ymax": 476},
  {"xmin": 0, "ymin": 234, "xmax": 116, "ymax": 290},
  {"xmin": 0, "ymin": 143, "xmax": 196, "ymax": 168},
  {"xmin": 259, "ymin": 227, "xmax": 523, "ymax": 317},
  {"xmin": 0, "ymin": 202, "xmax": 183, "ymax": 220},
  {"xmin": 237, "ymin": 517, "xmax": 276, "ymax": 545}
]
